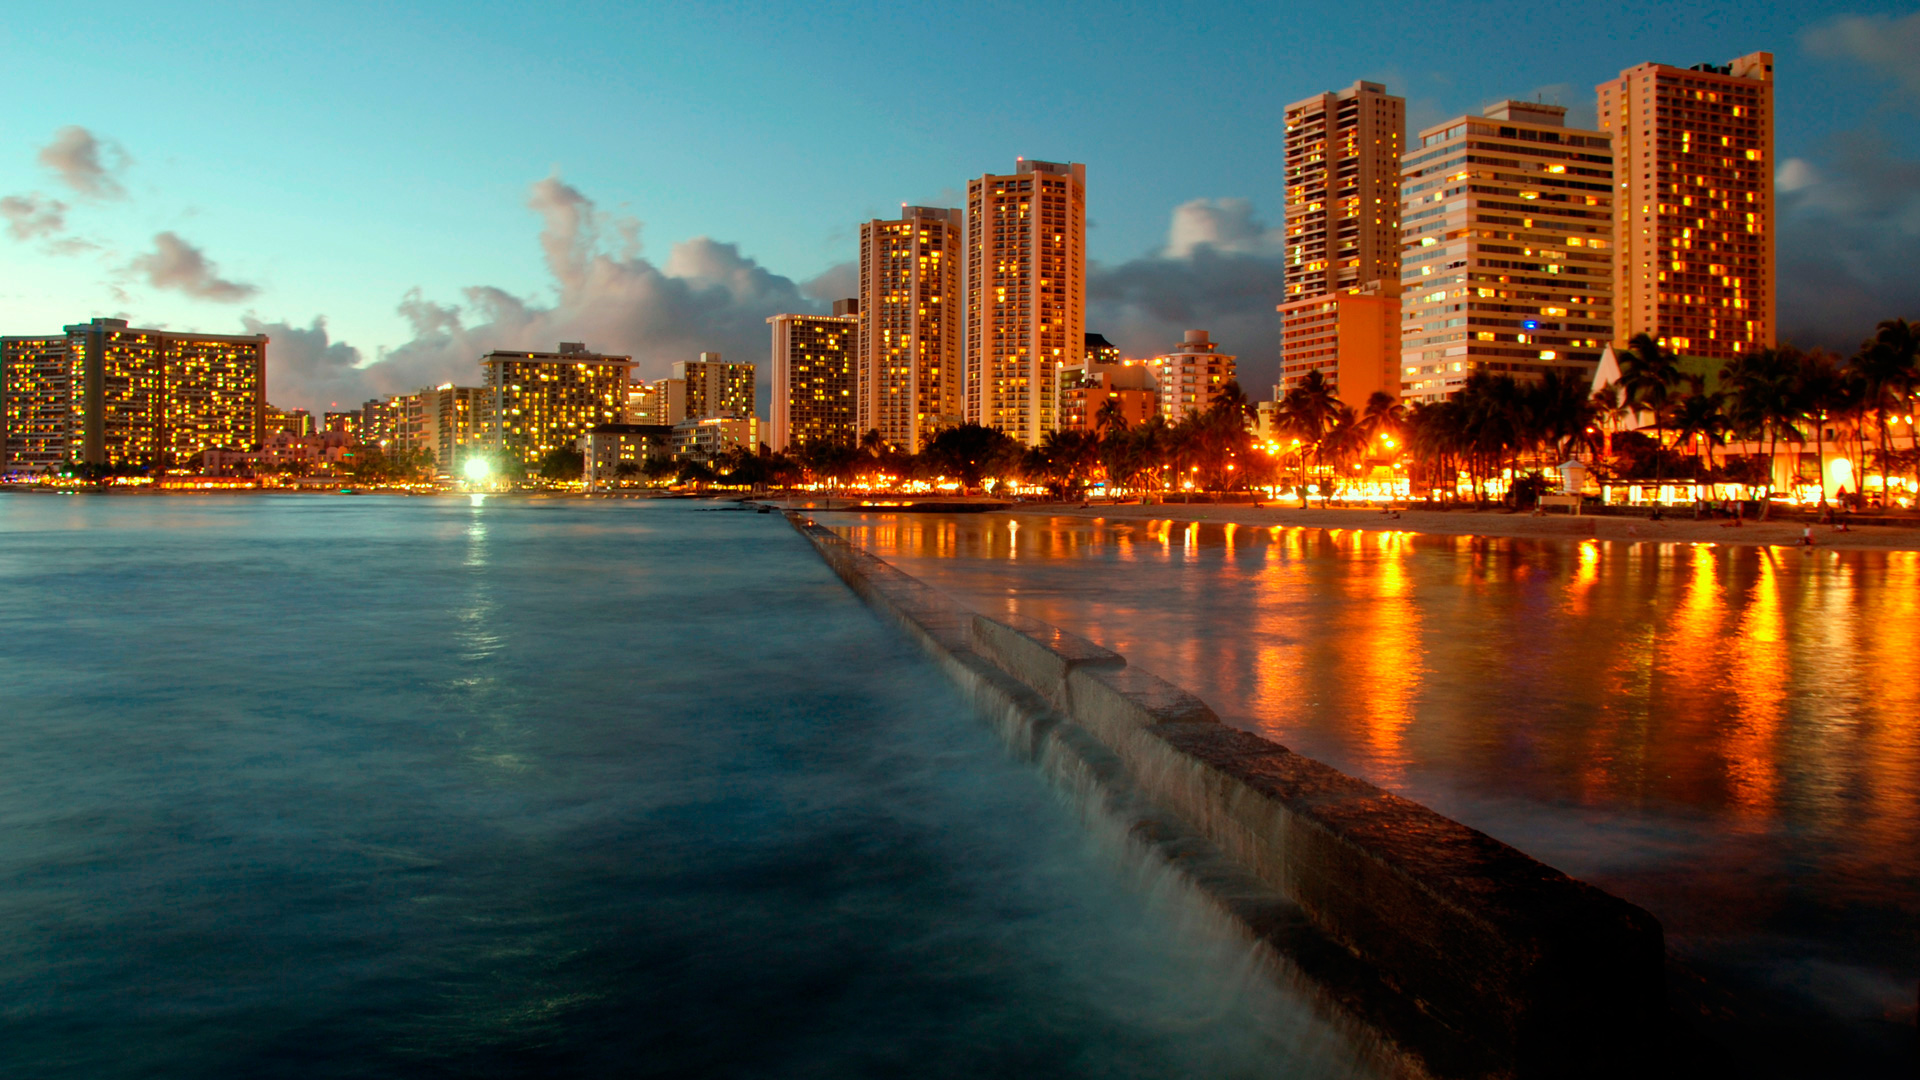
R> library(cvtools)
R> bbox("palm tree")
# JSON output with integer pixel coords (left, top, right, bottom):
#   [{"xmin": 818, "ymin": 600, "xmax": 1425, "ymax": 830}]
[
  {"xmin": 1795, "ymin": 348, "xmax": 1850, "ymax": 505},
  {"xmin": 1853, "ymin": 318, "xmax": 1918, "ymax": 506},
  {"xmin": 1277, "ymin": 369, "xmax": 1341, "ymax": 497},
  {"xmin": 1666, "ymin": 390, "xmax": 1728, "ymax": 475},
  {"xmin": 1618, "ymin": 333, "xmax": 1685, "ymax": 483},
  {"xmin": 1723, "ymin": 346, "xmax": 1804, "ymax": 516},
  {"xmin": 1355, "ymin": 390, "xmax": 1405, "ymax": 460}
]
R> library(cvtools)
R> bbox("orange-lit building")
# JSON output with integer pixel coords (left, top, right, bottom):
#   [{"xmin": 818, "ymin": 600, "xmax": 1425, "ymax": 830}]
[
  {"xmin": 1056, "ymin": 360, "xmax": 1156, "ymax": 433},
  {"xmin": 861, "ymin": 207, "xmax": 961, "ymax": 452},
  {"xmin": 1281, "ymin": 81, "xmax": 1405, "ymax": 406},
  {"xmin": 1400, "ymin": 101, "xmax": 1615, "ymax": 402},
  {"xmin": 481, "ymin": 342, "xmax": 632, "ymax": 469},
  {"xmin": 1277, "ymin": 281, "xmax": 1400, "ymax": 408},
  {"xmin": 1598, "ymin": 51, "xmax": 1774, "ymax": 360},
  {"xmin": 964, "ymin": 158, "xmax": 1086, "ymax": 445},
  {"xmin": 768, "ymin": 305, "xmax": 858, "ymax": 451},
  {"xmin": 1153, "ymin": 330, "xmax": 1236, "ymax": 424},
  {"xmin": 2, "ymin": 317, "xmax": 266, "ymax": 471}
]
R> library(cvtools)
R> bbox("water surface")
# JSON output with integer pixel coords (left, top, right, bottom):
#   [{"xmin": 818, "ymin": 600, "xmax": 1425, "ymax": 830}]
[
  {"xmin": 829, "ymin": 511, "xmax": 1920, "ymax": 1077},
  {"xmin": 0, "ymin": 495, "xmax": 1373, "ymax": 1079}
]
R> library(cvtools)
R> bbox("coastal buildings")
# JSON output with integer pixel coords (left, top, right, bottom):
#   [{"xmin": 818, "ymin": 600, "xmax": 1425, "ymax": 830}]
[
  {"xmin": 964, "ymin": 158, "xmax": 1087, "ymax": 445},
  {"xmin": 1057, "ymin": 360, "xmax": 1157, "ymax": 432},
  {"xmin": 674, "ymin": 352, "xmax": 755, "ymax": 421},
  {"xmin": 480, "ymin": 342, "xmax": 632, "ymax": 469},
  {"xmin": 1279, "ymin": 81, "xmax": 1405, "ymax": 402},
  {"xmin": 629, "ymin": 377, "xmax": 686, "ymax": 426},
  {"xmin": 421, "ymin": 384, "xmax": 489, "ymax": 474},
  {"xmin": 671, "ymin": 415, "xmax": 759, "ymax": 460},
  {"xmin": 1, "ymin": 317, "xmax": 266, "ymax": 471},
  {"xmin": 1399, "ymin": 101, "xmax": 1616, "ymax": 403},
  {"xmin": 264, "ymin": 406, "xmax": 315, "ymax": 438},
  {"xmin": 861, "ymin": 207, "xmax": 962, "ymax": 452},
  {"xmin": 580, "ymin": 423, "xmax": 672, "ymax": 489},
  {"xmin": 1598, "ymin": 51, "xmax": 1775, "ymax": 360},
  {"xmin": 768, "ymin": 304, "xmax": 858, "ymax": 452},
  {"xmin": 1153, "ymin": 330, "xmax": 1237, "ymax": 424}
]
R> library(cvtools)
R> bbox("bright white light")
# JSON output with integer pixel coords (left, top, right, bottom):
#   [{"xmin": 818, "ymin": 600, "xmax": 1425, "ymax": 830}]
[{"xmin": 463, "ymin": 458, "xmax": 491, "ymax": 481}]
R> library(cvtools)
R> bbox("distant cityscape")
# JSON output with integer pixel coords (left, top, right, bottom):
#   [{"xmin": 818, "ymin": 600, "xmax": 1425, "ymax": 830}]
[{"xmin": 9, "ymin": 48, "xmax": 1886, "ymax": 504}]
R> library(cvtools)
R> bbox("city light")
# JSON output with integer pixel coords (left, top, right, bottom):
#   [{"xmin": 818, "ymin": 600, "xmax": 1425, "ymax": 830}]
[{"xmin": 463, "ymin": 457, "xmax": 491, "ymax": 482}]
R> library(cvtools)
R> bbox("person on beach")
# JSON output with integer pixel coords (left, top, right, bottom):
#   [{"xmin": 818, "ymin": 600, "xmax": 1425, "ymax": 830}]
[{"xmin": 1800, "ymin": 526, "xmax": 1816, "ymax": 547}]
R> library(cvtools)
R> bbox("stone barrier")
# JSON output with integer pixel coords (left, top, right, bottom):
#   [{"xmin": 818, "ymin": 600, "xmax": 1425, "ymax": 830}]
[{"xmin": 791, "ymin": 515, "xmax": 1665, "ymax": 1078}]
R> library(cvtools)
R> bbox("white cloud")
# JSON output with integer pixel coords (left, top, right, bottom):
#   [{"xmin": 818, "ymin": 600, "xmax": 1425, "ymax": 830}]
[
  {"xmin": 127, "ymin": 232, "xmax": 259, "ymax": 302},
  {"xmin": 37, "ymin": 126, "xmax": 129, "ymax": 199},
  {"xmin": 1162, "ymin": 197, "xmax": 1284, "ymax": 258},
  {"xmin": 1804, "ymin": 12, "xmax": 1920, "ymax": 96},
  {"xmin": 0, "ymin": 194, "xmax": 67, "ymax": 241}
]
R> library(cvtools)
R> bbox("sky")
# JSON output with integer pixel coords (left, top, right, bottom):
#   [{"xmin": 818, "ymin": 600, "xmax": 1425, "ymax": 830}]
[{"xmin": 2, "ymin": 0, "xmax": 1917, "ymax": 415}]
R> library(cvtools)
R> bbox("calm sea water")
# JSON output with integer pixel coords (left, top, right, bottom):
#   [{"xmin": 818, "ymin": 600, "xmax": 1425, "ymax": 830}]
[
  {"xmin": 0, "ymin": 495, "xmax": 1375, "ymax": 1079},
  {"xmin": 831, "ymin": 511, "xmax": 1920, "ymax": 1078}
]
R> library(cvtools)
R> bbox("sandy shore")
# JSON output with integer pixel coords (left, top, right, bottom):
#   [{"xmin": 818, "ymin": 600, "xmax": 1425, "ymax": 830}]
[{"xmin": 1014, "ymin": 502, "xmax": 1920, "ymax": 552}]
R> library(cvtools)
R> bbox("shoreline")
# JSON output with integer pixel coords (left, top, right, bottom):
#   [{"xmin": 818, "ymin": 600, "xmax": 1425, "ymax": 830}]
[{"xmin": 983, "ymin": 501, "xmax": 1920, "ymax": 552}]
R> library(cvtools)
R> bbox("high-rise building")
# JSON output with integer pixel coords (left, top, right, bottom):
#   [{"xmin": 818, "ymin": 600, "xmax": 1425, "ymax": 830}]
[
  {"xmin": 1400, "ymin": 101, "xmax": 1616, "ymax": 402},
  {"xmin": 1284, "ymin": 81, "xmax": 1405, "ymax": 302},
  {"xmin": 1598, "ymin": 51, "xmax": 1774, "ymax": 360},
  {"xmin": 768, "ymin": 306, "xmax": 858, "ymax": 452},
  {"xmin": 322, "ymin": 411, "xmax": 361, "ymax": 440},
  {"xmin": 420, "ymin": 384, "xmax": 489, "ymax": 475},
  {"xmin": 964, "ymin": 158, "xmax": 1087, "ymax": 445},
  {"xmin": 1084, "ymin": 332, "xmax": 1121, "ymax": 366},
  {"xmin": 480, "ymin": 342, "xmax": 632, "ymax": 469},
  {"xmin": 629, "ymin": 377, "xmax": 686, "ymax": 427},
  {"xmin": 861, "ymin": 207, "xmax": 962, "ymax": 452},
  {"xmin": 1, "ymin": 318, "xmax": 266, "ymax": 471},
  {"xmin": 1153, "ymin": 330, "xmax": 1237, "ymax": 424},
  {"xmin": 1280, "ymin": 81, "xmax": 1405, "ymax": 404},
  {"xmin": 673, "ymin": 352, "xmax": 755, "ymax": 421}
]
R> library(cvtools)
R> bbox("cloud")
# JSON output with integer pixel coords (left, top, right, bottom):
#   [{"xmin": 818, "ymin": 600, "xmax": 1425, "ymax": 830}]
[
  {"xmin": 258, "ymin": 172, "xmax": 821, "ymax": 414},
  {"xmin": 1089, "ymin": 200, "xmax": 1288, "ymax": 395},
  {"xmin": 1804, "ymin": 12, "xmax": 1920, "ymax": 97},
  {"xmin": 37, "ymin": 126, "xmax": 129, "ymax": 199},
  {"xmin": 0, "ymin": 194, "xmax": 67, "ymax": 240},
  {"xmin": 1162, "ymin": 197, "xmax": 1284, "ymax": 258},
  {"xmin": 127, "ymin": 232, "xmax": 259, "ymax": 302},
  {"xmin": 1776, "ymin": 133, "xmax": 1920, "ymax": 352},
  {"xmin": 801, "ymin": 259, "xmax": 858, "ymax": 305},
  {"xmin": 241, "ymin": 316, "xmax": 369, "ymax": 412}
]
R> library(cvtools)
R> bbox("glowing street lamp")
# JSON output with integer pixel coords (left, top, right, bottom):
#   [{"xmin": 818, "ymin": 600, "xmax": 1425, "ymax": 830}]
[{"xmin": 463, "ymin": 457, "xmax": 492, "ymax": 483}]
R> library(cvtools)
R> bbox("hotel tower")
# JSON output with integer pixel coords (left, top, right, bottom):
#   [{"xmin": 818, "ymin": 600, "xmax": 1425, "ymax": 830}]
[
  {"xmin": 964, "ymin": 158, "xmax": 1086, "ymax": 446},
  {"xmin": 1399, "ymin": 101, "xmax": 1616, "ymax": 402},
  {"xmin": 1598, "ymin": 51, "xmax": 1774, "ymax": 360},
  {"xmin": 768, "ymin": 303, "xmax": 859, "ymax": 452},
  {"xmin": 2, "ymin": 317, "xmax": 266, "ymax": 471},
  {"xmin": 859, "ymin": 207, "xmax": 961, "ymax": 452},
  {"xmin": 1277, "ymin": 82, "xmax": 1405, "ymax": 407}
]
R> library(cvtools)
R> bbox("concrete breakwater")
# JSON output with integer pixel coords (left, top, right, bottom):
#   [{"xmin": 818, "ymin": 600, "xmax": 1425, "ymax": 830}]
[{"xmin": 789, "ymin": 514, "xmax": 1666, "ymax": 1079}]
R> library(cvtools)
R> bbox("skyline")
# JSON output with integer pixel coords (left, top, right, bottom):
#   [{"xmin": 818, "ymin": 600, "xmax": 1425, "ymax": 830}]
[{"xmin": 3, "ymin": 1, "xmax": 1917, "ymax": 415}]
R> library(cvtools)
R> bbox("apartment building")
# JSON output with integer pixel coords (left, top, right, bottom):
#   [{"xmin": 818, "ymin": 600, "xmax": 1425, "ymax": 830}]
[
  {"xmin": 861, "ymin": 207, "xmax": 961, "ymax": 452},
  {"xmin": 480, "ymin": 342, "xmax": 632, "ymax": 469},
  {"xmin": 768, "ymin": 305, "xmax": 858, "ymax": 451}
]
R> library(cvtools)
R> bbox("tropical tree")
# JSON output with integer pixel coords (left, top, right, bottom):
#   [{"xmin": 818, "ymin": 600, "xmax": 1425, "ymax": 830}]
[
  {"xmin": 924, "ymin": 424, "xmax": 1021, "ymax": 494},
  {"xmin": 1617, "ymin": 333, "xmax": 1685, "ymax": 482},
  {"xmin": 1722, "ymin": 346, "xmax": 1804, "ymax": 514},
  {"xmin": 1854, "ymin": 318, "xmax": 1918, "ymax": 504}
]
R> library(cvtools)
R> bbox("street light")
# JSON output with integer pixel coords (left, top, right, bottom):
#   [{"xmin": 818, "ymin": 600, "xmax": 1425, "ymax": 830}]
[{"xmin": 463, "ymin": 457, "xmax": 491, "ymax": 482}]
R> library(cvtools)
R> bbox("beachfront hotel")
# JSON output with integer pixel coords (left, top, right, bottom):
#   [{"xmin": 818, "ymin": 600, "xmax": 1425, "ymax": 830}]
[
  {"xmin": 1399, "ymin": 101, "xmax": 1616, "ymax": 403},
  {"xmin": 1598, "ymin": 51, "xmax": 1775, "ymax": 361},
  {"xmin": 1278, "ymin": 81, "xmax": 1404, "ymax": 404},
  {"xmin": 767, "ymin": 305, "xmax": 859, "ymax": 451},
  {"xmin": 964, "ymin": 158, "xmax": 1087, "ymax": 446},
  {"xmin": 480, "ymin": 342, "xmax": 632, "ymax": 469},
  {"xmin": 1153, "ymin": 330, "xmax": 1237, "ymax": 424},
  {"xmin": 1, "ymin": 318, "xmax": 266, "ymax": 472},
  {"xmin": 628, "ymin": 377, "xmax": 686, "ymax": 427},
  {"xmin": 861, "ymin": 206, "xmax": 962, "ymax": 452},
  {"xmin": 673, "ymin": 352, "xmax": 755, "ymax": 421}
]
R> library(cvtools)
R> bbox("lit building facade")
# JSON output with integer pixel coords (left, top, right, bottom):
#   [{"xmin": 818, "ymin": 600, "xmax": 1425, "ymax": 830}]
[
  {"xmin": 264, "ymin": 406, "xmax": 315, "ymax": 438},
  {"xmin": 768, "ymin": 307, "xmax": 858, "ymax": 452},
  {"xmin": 420, "ymin": 384, "xmax": 489, "ymax": 475},
  {"xmin": 1284, "ymin": 81, "xmax": 1404, "ymax": 302},
  {"xmin": 322, "ymin": 411, "xmax": 361, "ymax": 440},
  {"xmin": 964, "ymin": 158, "xmax": 1087, "ymax": 445},
  {"xmin": 1153, "ymin": 330, "xmax": 1237, "ymax": 424},
  {"xmin": 629, "ymin": 377, "xmax": 686, "ymax": 427},
  {"xmin": 1057, "ymin": 361, "xmax": 1157, "ymax": 432},
  {"xmin": 1, "ymin": 318, "xmax": 266, "ymax": 471},
  {"xmin": 674, "ymin": 353, "xmax": 755, "ymax": 421},
  {"xmin": 861, "ymin": 207, "xmax": 961, "ymax": 451},
  {"xmin": 579, "ymin": 423, "xmax": 672, "ymax": 489},
  {"xmin": 1277, "ymin": 282, "xmax": 1401, "ymax": 407},
  {"xmin": 1598, "ymin": 51, "xmax": 1774, "ymax": 360},
  {"xmin": 671, "ymin": 415, "xmax": 759, "ymax": 461},
  {"xmin": 481, "ymin": 342, "xmax": 633, "ymax": 469},
  {"xmin": 1400, "ymin": 101, "xmax": 1616, "ymax": 402}
]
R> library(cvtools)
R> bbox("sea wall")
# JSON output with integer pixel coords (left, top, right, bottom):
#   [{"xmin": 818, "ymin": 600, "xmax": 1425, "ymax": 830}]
[{"xmin": 790, "ymin": 514, "xmax": 1666, "ymax": 1079}]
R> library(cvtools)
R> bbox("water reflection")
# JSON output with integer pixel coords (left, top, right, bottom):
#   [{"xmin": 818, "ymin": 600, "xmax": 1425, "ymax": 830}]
[{"xmin": 832, "ymin": 511, "xmax": 1920, "ymax": 1073}]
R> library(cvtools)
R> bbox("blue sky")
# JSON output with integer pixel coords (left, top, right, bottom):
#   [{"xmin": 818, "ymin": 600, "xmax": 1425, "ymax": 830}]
[{"xmin": 3, "ymin": 0, "xmax": 1916, "ymax": 412}]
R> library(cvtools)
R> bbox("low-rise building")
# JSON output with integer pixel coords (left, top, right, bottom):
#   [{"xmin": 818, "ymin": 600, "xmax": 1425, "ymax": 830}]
[
  {"xmin": 1057, "ymin": 360, "xmax": 1157, "ymax": 432},
  {"xmin": 579, "ymin": 423, "xmax": 673, "ymax": 489},
  {"xmin": 671, "ymin": 416, "xmax": 759, "ymax": 461},
  {"xmin": 1277, "ymin": 281, "xmax": 1402, "ymax": 409}
]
